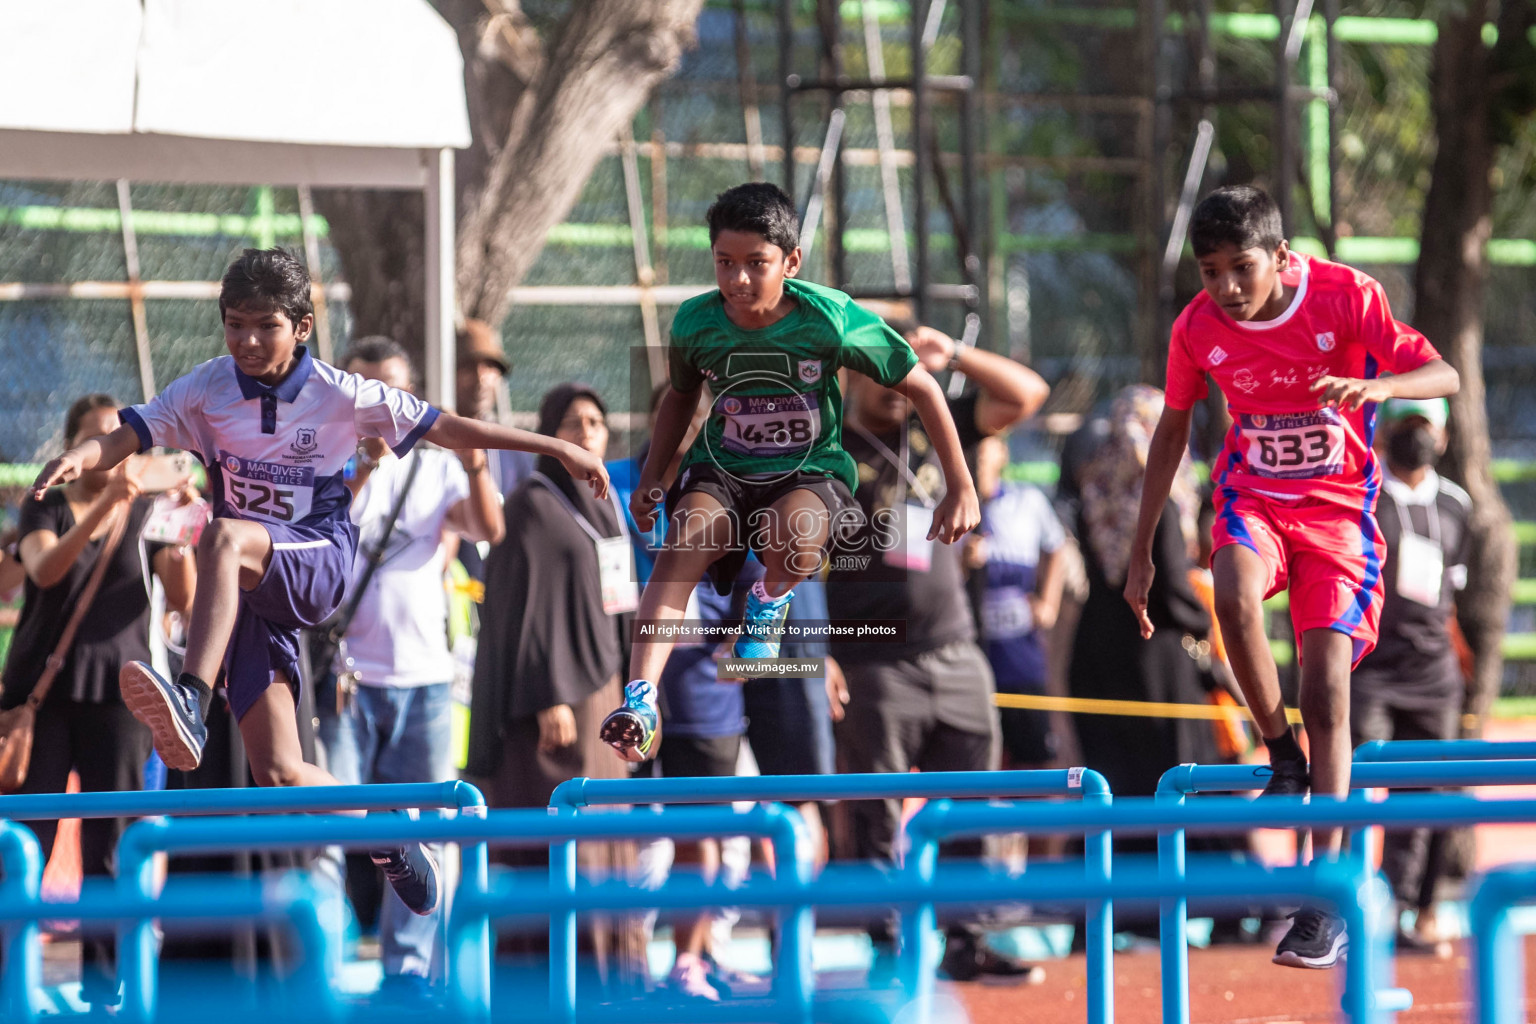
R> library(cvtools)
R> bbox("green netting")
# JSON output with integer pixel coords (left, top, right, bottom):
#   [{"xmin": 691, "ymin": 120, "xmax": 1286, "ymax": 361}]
[{"xmin": 0, "ymin": 0, "xmax": 1532, "ymax": 466}]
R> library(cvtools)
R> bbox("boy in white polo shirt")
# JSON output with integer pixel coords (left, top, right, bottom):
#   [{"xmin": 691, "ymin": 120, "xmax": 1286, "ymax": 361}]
[{"xmin": 32, "ymin": 248, "xmax": 607, "ymax": 916}]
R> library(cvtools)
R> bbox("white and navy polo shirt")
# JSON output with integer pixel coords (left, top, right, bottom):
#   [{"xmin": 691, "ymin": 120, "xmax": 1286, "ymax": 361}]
[{"xmin": 121, "ymin": 346, "xmax": 439, "ymax": 534}]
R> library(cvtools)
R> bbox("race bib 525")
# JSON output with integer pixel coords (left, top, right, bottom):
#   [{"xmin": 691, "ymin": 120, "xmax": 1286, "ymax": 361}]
[{"xmin": 218, "ymin": 450, "xmax": 314, "ymax": 523}]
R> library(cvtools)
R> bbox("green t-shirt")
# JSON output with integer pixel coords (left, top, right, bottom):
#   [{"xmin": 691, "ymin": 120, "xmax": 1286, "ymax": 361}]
[{"xmin": 668, "ymin": 278, "xmax": 919, "ymax": 492}]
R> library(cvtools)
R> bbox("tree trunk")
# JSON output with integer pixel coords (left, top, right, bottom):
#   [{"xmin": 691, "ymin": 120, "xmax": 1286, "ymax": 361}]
[
  {"xmin": 1414, "ymin": 0, "xmax": 1510, "ymax": 736},
  {"xmin": 1414, "ymin": 0, "xmax": 1535, "ymax": 736},
  {"xmin": 315, "ymin": 0, "xmax": 703, "ymax": 364}
]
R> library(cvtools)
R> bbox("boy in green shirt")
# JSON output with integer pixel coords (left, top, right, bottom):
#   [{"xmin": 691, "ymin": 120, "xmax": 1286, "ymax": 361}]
[{"xmin": 602, "ymin": 182, "xmax": 980, "ymax": 761}]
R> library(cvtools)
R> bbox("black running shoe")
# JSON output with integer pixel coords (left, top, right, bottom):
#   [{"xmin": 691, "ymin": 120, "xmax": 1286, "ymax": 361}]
[
  {"xmin": 1260, "ymin": 759, "xmax": 1310, "ymax": 798},
  {"xmin": 371, "ymin": 832, "xmax": 440, "ymax": 917},
  {"xmin": 118, "ymin": 661, "xmax": 206, "ymax": 772},
  {"xmin": 1272, "ymin": 906, "xmax": 1347, "ymax": 969},
  {"xmin": 938, "ymin": 933, "xmax": 1046, "ymax": 985}
]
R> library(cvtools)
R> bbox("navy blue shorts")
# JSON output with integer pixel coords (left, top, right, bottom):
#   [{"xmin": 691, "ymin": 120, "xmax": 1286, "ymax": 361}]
[{"xmin": 226, "ymin": 521, "xmax": 351, "ymax": 722}]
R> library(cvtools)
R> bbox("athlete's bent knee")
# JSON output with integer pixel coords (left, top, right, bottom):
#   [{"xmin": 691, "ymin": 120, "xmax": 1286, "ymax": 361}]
[
  {"xmin": 1212, "ymin": 586, "xmax": 1264, "ymax": 635},
  {"xmin": 197, "ymin": 517, "xmax": 244, "ymax": 560}
]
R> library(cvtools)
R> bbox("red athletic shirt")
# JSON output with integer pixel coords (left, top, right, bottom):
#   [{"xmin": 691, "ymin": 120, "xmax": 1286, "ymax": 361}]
[{"xmin": 1166, "ymin": 252, "xmax": 1441, "ymax": 509}]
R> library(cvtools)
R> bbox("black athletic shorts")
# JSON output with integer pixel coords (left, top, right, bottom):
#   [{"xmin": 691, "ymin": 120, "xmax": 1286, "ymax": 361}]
[
  {"xmin": 659, "ymin": 733, "xmax": 743, "ymax": 780},
  {"xmin": 664, "ymin": 462, "xmax": 860, "ymax": 595}
]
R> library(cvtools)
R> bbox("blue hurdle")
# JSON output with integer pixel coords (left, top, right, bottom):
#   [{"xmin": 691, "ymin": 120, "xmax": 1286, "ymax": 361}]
[
  {"xmin": 909, "ymin": 791, "xmax": 1536, "ymax": 1024},
  {"xmin": 449, "ymin": 855, "xmax": 1372, "ymax": 1024},
  {"xmin": 1468, "ymin": 862, "xmax": 1536, "ymax": 1024},
  {"xmin": 1354, "ymin": 738, "xmax": 1536, "ymax": 762},
  {"xmin": 1155, "ymin": 757, "xmax": 1536, "ymax": 1024},
  {"xmin": 0, "ymin": 781, "xmax": 487, "ymax": 1023},
  {"xmin": 113, "ymin": 803, "xmax": 815, "ymax": 1023},
  {"xmin": 548, "ymin": 768, "xmax": 1113, "ymax": 1024},
  {"xmin": 0, "ymin": 817, "xmax": 333, "ymax": 1024}
]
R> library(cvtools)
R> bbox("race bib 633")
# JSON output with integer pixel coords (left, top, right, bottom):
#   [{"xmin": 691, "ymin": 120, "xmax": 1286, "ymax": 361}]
[{"xmin": 1240, "ymin": 410, "xmax": 1345, "ymax": 480}]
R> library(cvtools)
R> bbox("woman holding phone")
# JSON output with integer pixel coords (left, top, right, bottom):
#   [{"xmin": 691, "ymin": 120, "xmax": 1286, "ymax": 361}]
[{"xmin": 1, "ymin": 394, "xmax": 196, "ymax": 1008}]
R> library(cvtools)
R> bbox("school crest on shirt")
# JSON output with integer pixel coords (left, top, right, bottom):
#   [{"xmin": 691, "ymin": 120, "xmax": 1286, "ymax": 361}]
[
  {"xmin": 1315, "ymin": 332, "xmax": 1336, "ymax": 353},
  {"xmin": 1208, "ymin": 345, "xmax": 1228, "ymax": 366},
  {"xmin": 290, "ymin": 427, "xmax": 318, "ymax": 455},
  {"xmin": 798, "ymin": 359, "xmax": 823, "ymax": 384}
]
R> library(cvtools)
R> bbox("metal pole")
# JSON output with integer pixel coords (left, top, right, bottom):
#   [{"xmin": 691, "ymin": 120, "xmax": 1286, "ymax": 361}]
[
  {"xmin": 1322, "ymin": 0, "xmax": 1342, "ymax": 258},
  {"xmin": 423, "ymin": 147, "xmax": 456, "ymax": 412},
  {"xmin": 862, "ymin": 0, "xmax": 913, "ymax": 292},
  {"xmin": 296, "ymin": 184, "xmax": 334, "ymax": 365},
  {"xmin": 116, "ymin": 180, "xmax": 155, "ymax": 403},
  {"xmin": 911, "ymin": 0, "xmax": 932, "ymax": 324},
  {"xmin": 1274, "ymin": 0, "xmax": 1296, "ymax": 232},
  {"xmin": 821, "ymin": 0, "xmax": 848, "ymax": 286},
  {"xmin": 733, "ymin": 0, "xmax": 767, "ymax": 180},
  {"xmin": 619, "ymin": 124, "xmax": 667, "ymax": 386},
  {"xmin": 779, "ymin": 0, "xmax": 796, "ymax": 197},
  {"xmin": 798, "ymin": 109, "xmax": 847, "ymax": 270},
  {"xmin": 959, "ymin": 0, "xmax": 983, "ymax": 323},
  {"xmin": 1162, "ymin": 120, "xmax": 1215, "ymax": 276}
]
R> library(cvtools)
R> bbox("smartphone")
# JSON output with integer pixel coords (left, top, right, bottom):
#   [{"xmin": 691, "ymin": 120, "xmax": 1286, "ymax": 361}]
[{"xmin": 129, "ymin": 451, "xmax": 195, "ymax": 494}]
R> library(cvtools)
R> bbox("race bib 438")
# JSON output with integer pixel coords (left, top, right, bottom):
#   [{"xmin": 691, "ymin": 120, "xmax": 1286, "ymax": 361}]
[
  {"xmin": 218, "ymin": 451, "xmax": 314, "ymax": 523},
  {"xmin": 715, "ymin": 393, "xmax": 822, "ymax": 458},
  {"xmin": 1239, "ymin": 410, "xmax": 1345, "ymax": 480}
]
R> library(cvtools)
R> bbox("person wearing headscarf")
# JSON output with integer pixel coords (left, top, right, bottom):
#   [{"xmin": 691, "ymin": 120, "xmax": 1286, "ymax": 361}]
[
  {"xmin": 467, "ymin": 382, "xmax": 630, "ymax": 802},
  {"xmin": 465, "ymin": 382, "xmax": 645, "ymax": 983},
  {"xmin": 1066, "ymin": 384, "xmax": 1216, "ymax": 801}
]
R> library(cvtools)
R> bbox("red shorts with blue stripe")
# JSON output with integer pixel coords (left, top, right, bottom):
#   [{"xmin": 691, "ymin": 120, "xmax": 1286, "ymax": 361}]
[{"xmin": 1210, "ymin": 490, "xmax": 1384, "ymax": 668}]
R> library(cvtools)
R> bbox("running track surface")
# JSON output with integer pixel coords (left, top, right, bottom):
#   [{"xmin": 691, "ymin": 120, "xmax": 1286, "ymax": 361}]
[{"xmin": 954, "ymin": 939, "xmax": 1536, "ymax": 1024}]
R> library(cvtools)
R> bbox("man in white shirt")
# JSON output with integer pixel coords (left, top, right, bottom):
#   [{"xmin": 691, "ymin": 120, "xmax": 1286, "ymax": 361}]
[{"xmin": 323, "ymin": 337, "xmax": 504, "ymax": 995}]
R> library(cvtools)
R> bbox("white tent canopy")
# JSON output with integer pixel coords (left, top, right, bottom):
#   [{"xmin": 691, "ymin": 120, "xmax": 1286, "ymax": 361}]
[{"xmin": 0, "ymin": 0, "xmax": 470, "ymax": 404}]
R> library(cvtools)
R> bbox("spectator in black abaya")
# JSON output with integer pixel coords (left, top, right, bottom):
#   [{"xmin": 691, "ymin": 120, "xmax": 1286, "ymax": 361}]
[
  {"xmin": 1067, "ymin": 385, "xmax": 1218, "ymax": 802},
  {"xmin": 465, "ymin": 383, "xmax": 645, "ymax": 985}
]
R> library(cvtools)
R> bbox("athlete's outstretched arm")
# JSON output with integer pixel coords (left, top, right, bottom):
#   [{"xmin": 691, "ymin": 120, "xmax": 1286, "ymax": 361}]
[
  {"xmin": 1123, "ymin": 404, "xmax": 1195, "ymax": 639},
  {"xmin": 1311, "ymin": 357, "xmax": 1459, "ymax": 411},
  {"xmin": 426, "ymin": 412, "xmax": 609, "ymax": 499},
  {"xmin": 631, "ymin": 384, "xmax": 703, "ymax": 532},
  {"xmin": 31, "ymin": 423, "xmax": 143, "ymax": 499},
  {"xmin": 890, "ymin": 365, "xmax": 980, "ymax": 544}
]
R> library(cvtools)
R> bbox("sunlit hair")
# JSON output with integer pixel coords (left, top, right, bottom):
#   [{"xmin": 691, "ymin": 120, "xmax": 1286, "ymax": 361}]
[
  {"xmin": 706, "ymin": 182, "xmax": 801, "ymax": 255},
  {"xmin": 219, "ymin": 247, "xmax": 314, "ymax": 325},
  {"xmin": 1190, "ymin": 185, "xmax": 1284, "ymax": 258}
]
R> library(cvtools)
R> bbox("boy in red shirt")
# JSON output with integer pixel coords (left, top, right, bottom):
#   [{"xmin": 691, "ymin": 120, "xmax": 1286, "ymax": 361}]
[{"xmin": 1124, "ymin": 186, "xmax": 1458, "ymax": 968}]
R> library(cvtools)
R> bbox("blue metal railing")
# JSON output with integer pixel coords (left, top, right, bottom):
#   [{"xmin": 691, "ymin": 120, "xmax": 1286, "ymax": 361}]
[
  {"xmin": 1468, "ymin": 863, "xmax": 1536, "ymax": 1024},
  {"xmin": 1154, "ymin": 756, "xmax": 1536, "ymax": 1024},
  {"xmin": 0, "ymin": 781, "xmax": 487, "ymax": 1023},
  {"xmin": 548, "ymin": 768, "xmax": 1112, "ymax": 1024},
  {"xmin": 5, "ymin": 747, "xmax": 1536, "ymax": 1021}
]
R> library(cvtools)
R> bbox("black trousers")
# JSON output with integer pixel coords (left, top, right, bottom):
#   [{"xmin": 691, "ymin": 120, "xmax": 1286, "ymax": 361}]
[
  {"xmin": 17, "ymin": 697, "xmax": 151, "ymax": 1003},
  {"xmin": 833, "ymin": 642, "xmax": 1000, "ymax": 945},
  {"xmin": 1350, "ymin": 678, "xmax": 1460, "ymax": 910}
]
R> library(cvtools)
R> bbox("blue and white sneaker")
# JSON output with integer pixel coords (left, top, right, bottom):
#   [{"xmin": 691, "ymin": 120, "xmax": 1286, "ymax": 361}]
[
  {"xmin": 732, "ymin": 582, "xmax": 794, "ymax": 659},
  {"xmin": 600, "ymin": 679, "xmax": 661, "ymax": 762},
  {"xmin": 118, "ymin": 661, "xmax": 206, "ymax": 772}
]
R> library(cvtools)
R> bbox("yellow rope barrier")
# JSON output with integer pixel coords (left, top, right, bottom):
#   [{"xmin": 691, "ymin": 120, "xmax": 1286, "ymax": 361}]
[{"xmin": 993, "ymin": 691, "xmax": 1304, "ymax": 725}]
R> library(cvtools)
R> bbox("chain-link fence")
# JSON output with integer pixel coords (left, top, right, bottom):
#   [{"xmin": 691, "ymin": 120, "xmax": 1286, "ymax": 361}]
[{"xmin": 2, "ymin": 1, "xmax": 1533, "ymax": 464}]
